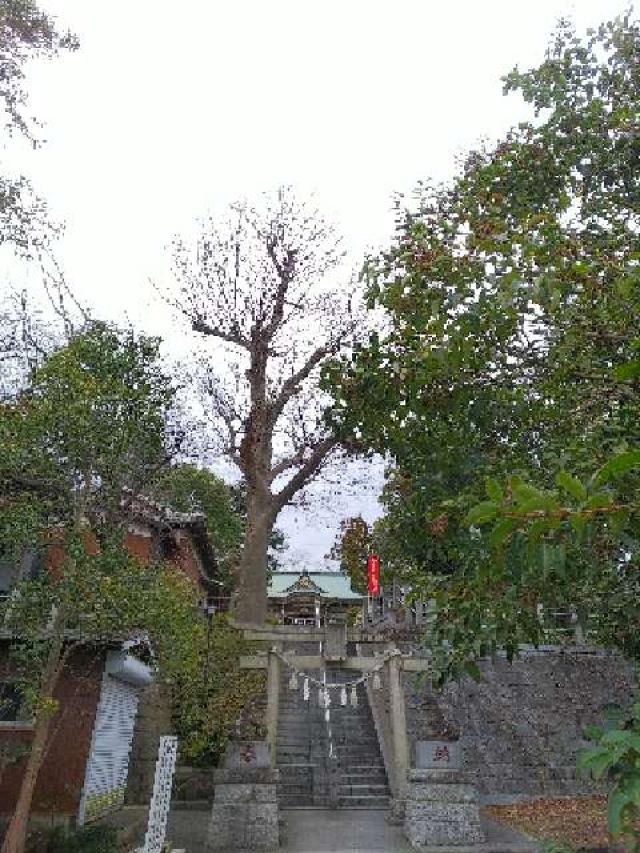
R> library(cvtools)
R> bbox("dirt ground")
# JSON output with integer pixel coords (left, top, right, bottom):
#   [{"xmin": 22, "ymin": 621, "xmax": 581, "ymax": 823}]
[{"xmin": 484, "ymin": 795, "xmax": 619, "ymax": 850}]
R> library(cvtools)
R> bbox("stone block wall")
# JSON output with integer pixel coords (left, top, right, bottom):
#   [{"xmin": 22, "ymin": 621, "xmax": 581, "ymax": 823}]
[
  {"xmin": 206, "ymin": 768, "xmax": 279, "ymax": 852},
  {"xmin": 404, "ymin": 769, "xmax": 484, "ymax": 847},
  {"xmin": 406, "ymin": 646, "xmax": 636, "ymax": 800},
  {"xmin": 364, "ymin": 643, "xmax": 636, "ymax": 801}
]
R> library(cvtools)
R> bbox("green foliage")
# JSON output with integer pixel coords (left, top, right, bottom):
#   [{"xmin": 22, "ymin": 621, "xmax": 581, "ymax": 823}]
[
  {"xmin": 150, "ymin": 463, "xmax": 243, "ymax": 582},
  {"xmin": 0, "ymin": 322, "xmax": 264, "ymax": 782},
  {"xmin": 42, "ymin": 824, "xmax": 117, "ymax": 853},
  {"xmin": 578, "ymin": 703, "xmax": 640, "ymax": 844},
  {"xmin": 2, "ymin": 538, "xmax": 205, "ymax": 721},
  {"xmin": 323, "ymin": 11, "xmax": 640, "ymax": 669},
  {"xmin": 0, "ymin": 322, "xmax": 173, "ymax": 540},
  {"xmin": 0, "ymin": 324, "xmax": 201, "ymax": 715},
  {"xmin": 172, "ymin": 614, "xmax": 266, "ymax": 766},
  {"xmin": 328, "ymin": 516, "xmax": 371, "ymax": 594},
  {"xmin": 322, "ymin": 17, "xmax": 640, "ymax": 841}
]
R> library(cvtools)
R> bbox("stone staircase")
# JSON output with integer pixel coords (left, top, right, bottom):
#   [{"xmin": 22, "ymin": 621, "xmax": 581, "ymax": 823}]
[{"xmin": 277, "ymin": 663, "xmax": 390, "ymax": 809}]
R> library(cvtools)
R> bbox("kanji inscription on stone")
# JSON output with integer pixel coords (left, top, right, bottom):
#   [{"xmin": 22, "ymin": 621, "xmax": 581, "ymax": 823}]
[{"xmin": 415, "ymin": 739, "xmax": 460, "ymax": 770}]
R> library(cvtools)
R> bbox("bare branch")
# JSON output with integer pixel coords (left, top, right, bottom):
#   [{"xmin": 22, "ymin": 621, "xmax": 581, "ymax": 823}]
[
  {"xmin": 273, "ymin": 437, "xmax": 338, "ymax": 513},
  {"xmin": 162, "ymin": 188, "xmax": 358, "ymax": 621},
  {"xmin": 268, "ymin": 447, "xmax": 307, "ymax": 482},
  {"xmin": 270, "ymin": 342, "xmax": 333, "ymax": 422},
  {"xmin": 191, "ymin": 316, "xmax": 251, "ymax": 350}
]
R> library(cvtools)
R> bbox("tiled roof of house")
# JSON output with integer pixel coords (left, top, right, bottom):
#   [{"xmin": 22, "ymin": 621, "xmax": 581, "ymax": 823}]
[{"xmin": 267, "ymin": 570, "xmax": 363, "ymax": 601}]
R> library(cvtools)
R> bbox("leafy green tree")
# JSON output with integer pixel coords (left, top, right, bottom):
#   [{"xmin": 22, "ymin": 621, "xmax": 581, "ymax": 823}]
[
  {"xmin": 325, "ymin": 15, "xmax": 640, "ymax": 840},
  {"xmin": 328, "ymin": 516, "xmax": 371, "ymax": 594},
  {"xmin": 0, "ymin": 324, "xmax": 197, "ymax": 853},
  {"xmin": 324, "ymin": 11, "xmax": 640, "ymax": 649},
  {"xmin": 149, "ymin": 464, "xmax": 243, "ymax": 585},
  {"xmin": 578, "ymin": 702, "xmax": 640, "ymax": 847},
  {"xmin": 172, "ymin": 614, "xmax": 265, "ymax": 767}
]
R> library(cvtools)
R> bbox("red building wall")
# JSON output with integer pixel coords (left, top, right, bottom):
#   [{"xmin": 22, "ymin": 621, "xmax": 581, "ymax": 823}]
[{"xmin": 0, "ymin": 648, "xmax": 105, "ymax": 818}]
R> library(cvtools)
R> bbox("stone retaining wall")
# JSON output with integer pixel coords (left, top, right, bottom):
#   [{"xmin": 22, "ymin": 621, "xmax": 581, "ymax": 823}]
[{"xmin": 405, "ymin": 645, "xmax": 636, "ymax": 800}]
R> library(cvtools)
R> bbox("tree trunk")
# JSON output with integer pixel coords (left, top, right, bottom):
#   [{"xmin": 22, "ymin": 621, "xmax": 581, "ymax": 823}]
[
  {"xmin": 235, "ymin": 509, "xmax": 273, "ymax": 625},
  {"xmin": 1, "ymin": 616, "xmax": 65, "ymax": 853}
]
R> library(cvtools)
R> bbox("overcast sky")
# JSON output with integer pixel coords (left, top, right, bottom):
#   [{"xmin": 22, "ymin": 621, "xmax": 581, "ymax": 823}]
[{"xmin": 4, "ymin": 0, "xmax": 629, "ymax": 570}]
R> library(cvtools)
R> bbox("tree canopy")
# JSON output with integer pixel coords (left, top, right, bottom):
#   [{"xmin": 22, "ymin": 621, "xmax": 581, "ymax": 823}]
[
  {"xmin": 150, "ymin": 463, "xmax": 243, "ymax": 576},
  {"xmin": 324, "ymin": 12, "xmax": 640, "ymax": 677},
  {"xmin": 328, "ymin": 515, "xmax": 371, "ymax": 594}
]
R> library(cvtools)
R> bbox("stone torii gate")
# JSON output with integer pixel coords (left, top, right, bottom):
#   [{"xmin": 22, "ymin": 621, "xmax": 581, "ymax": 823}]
[{"xmin": 238, "ymin": 622, "xmax": 430, "ymax": 800}]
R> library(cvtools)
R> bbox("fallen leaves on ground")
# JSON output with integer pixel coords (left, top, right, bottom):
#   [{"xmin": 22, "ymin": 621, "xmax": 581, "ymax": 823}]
[{"xmin": 483, "ymin": 795, "xmax": 610, "ymax": 849}]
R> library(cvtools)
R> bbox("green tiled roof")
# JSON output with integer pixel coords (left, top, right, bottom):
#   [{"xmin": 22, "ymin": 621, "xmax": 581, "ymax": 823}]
[{"xmin": 267, "ymin": 571, "xmax": 364, "ymax": 600}]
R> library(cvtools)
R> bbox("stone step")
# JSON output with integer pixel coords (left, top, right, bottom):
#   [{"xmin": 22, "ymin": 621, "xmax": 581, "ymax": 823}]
[
  {"xmin": 278, "ymin": 734, "xmax": 378, "ymax": 744},
  {"xmin": 278, "ymin": 731, "xmax": 317, "ymax": 743},
  {"xmin": 278, "ymin": 788, "xmax": 321, "ymax": 799},
  {"xmin": 279, "ymin": 795, "xmax": 316, "ymax": 806},
  {"xmin": 338, "ymin": 795, "xmax": 390, "ymax": 808},
  {"xmin": 170, "ymin": 799, "xmax": 211, "ymax": 811},
  {"xmin": 333, "ymin": 741, "xmax": 378, "ymax": 758},
  {"xmin": 338, "ymin": 784, "xmax": 390, "ymax": 795},
  {"xmin": 340, "ymin": 773, "xmax": 388, "ymax": 784},
  {"xmin": 339, "ymin": 763, "xmax": 387, "ymax": 771},
  {"xmin": 277, "ymin": 728, "xmax": 319, "ymax": 735},
  {"xmin": 276, "ymin": 657, "xmax": 388, "ymax": 808},
  {"xmin": 277, "ymin": 767, "xmax": 317, "ymax": 776},
  {"xmin": 278, "ymin": 788, "xmax": 329, "ymax": 799},
  {"xmin": 332, "ymin": 732, "xmax": 379, "ymax": 740},
  {"xmin": 279, "ymin": 723, "xmax": 376, "ymax": 734}
]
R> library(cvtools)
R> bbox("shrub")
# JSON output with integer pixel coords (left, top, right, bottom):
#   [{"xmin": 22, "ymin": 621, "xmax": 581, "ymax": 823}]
[{"xmin": 45, "ymin": 825, "xmax": 118, "ymax": 853}]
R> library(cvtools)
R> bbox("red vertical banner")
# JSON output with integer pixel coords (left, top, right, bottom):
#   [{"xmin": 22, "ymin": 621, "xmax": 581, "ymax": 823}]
[{"xmin": 367, "ymin": 553, "xmax": 380, "ymax": 596}]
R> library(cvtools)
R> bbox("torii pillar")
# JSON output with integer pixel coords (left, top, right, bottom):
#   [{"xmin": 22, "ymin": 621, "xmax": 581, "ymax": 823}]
[
  {"xmin": 265, "ymin": 645, "xmax": 282, "ymax": 768},
  {"xmin": 387, "ymin": 651, "xmax": 410, "ymax": 805}
]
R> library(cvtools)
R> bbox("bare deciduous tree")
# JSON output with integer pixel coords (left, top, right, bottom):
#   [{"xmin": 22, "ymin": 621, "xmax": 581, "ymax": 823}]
[{"xmin": 168, "ymin": 188, "xmax": 360, "ymax": 623}]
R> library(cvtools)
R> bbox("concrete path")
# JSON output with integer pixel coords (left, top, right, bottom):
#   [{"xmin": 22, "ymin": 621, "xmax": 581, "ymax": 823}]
[
  {"xmin": 164, "ymin": 807, "xmax": 539, "ymax": 853},
  {"xmin": 281, "ymin": 808, "xmax": 411, "ymax": 852}
]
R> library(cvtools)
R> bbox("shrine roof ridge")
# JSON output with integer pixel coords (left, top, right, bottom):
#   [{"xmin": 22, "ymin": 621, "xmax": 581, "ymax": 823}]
[{"xmin": 267, "ymin": 569, "xmax": 363, "ymax": 601}]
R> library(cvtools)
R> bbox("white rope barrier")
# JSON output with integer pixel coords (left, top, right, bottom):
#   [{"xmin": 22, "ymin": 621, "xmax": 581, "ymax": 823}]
[{"xmin": 271, "ymin": 647, "xmax": 400, "ymax": 700}]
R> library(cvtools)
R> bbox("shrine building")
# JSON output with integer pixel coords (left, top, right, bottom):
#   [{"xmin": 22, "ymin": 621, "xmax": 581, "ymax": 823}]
[{"xmin": 267, "ymin": 569, "xmax": 364, "ymax": 626}]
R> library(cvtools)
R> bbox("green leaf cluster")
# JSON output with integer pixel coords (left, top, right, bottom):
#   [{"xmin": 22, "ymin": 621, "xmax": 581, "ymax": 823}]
[
  {"xmin": 0, "ymin": 324, "xmax": 204, "ymax": 723},
  {"xmin": 149, "ymin": 463, "xmax": 243, "ymax": 585},
  {"xmin": 578, "ymin": 703, "xmax": 640, "ymax": 843}
]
